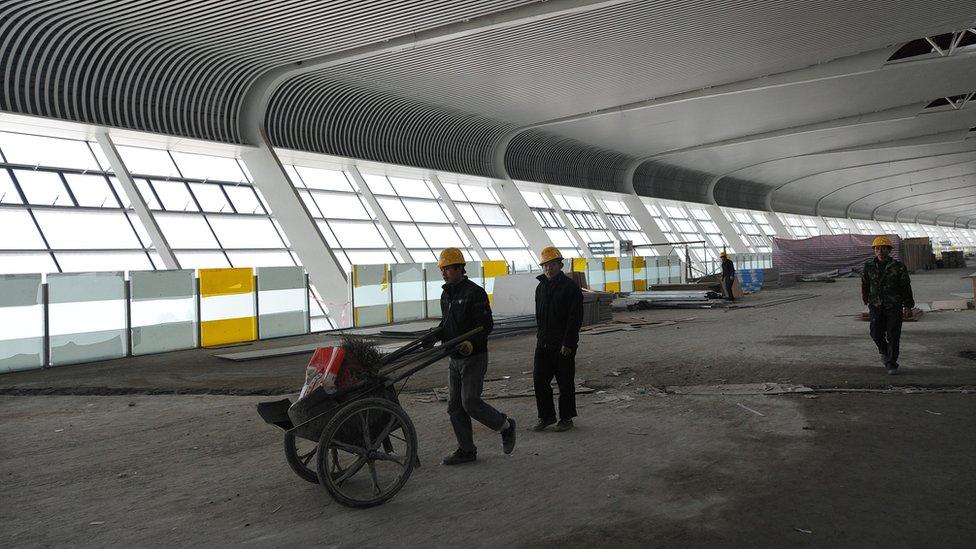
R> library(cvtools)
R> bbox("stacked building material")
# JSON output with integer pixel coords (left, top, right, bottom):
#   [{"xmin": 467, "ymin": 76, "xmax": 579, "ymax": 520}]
[
  {"xmin": 901, "ymin": 237, "xmax": 933, "ymax": 271},
  {"xmin": 582, "ymin": 289, "xmax": 614, "ymax": 324},
  {"xmin": 941, "ymin": 251, "xmax": 965, "ymax": 269}
]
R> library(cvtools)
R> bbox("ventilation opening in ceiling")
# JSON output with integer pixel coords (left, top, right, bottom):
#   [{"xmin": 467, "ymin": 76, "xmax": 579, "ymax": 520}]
[
  {"xmin": 887, "ymin": 28, "xmax": 976, "ymax": 62},
  {"xmin": 922, "ymin": 92, "xmax": 974, "ymax": 112}
]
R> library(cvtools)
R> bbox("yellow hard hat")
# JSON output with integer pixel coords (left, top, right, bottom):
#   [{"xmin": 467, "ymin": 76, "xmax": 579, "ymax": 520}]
[
  {"xmin": 871, "ymin": 235, "xmax": 893, "ymax": 248},
  {"xmin": 437, "ymin": 247, "xmax": 466, "ymax": 268},
  {"xmin": 719, "ymin": 251, "xmax": 728, "ymax": 257},
  {"xmin": 539, "ymin": 246, "xmax": 563, "ymax": 265}
]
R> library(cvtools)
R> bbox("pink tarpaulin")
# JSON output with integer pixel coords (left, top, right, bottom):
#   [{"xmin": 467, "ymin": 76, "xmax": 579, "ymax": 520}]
[{"xmin": 772, "ymin": 234, "xmax": 901, "ymax": 276}]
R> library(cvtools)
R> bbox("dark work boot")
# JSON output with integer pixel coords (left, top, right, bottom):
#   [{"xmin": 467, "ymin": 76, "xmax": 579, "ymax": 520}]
[
  {"xmin": 532, "ymin": 418, "xmax": 556, "ymax": 432},
  {"xmin": 501, "ymin": 418, "xmax": 517, "ymax": 454},
  {"xmin": 441, "ymin": 449, "xmax": 477, "ymax": 466},
  {"xmin": 553, "ymin": 419, "xmax": 574, "ymax": 432}
]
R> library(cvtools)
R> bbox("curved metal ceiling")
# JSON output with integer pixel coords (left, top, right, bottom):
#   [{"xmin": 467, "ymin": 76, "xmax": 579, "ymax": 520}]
[{"xmin": 1, "ymin": 0, "xmax": 975, "ymax": 225}]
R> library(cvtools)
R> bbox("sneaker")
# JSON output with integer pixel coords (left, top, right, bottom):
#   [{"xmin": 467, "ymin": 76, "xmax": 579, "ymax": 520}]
[
  {"xmin": 501, "ymin": 418, "xmax": 517, "ymax": 454},
  {"xmin": 886, "ymin": 367, "xmax": 898, "ymax": 375},
  {"xmin": 532, "ymin": 418, "xmax": 556, "ymax": 432},
  {"xmin": 441, "ymin": 449, "xmax": 476, "ymax": 466},
  {"xmin": 553, "ymin": 419, "xmax": 574, "ymax": 432}
]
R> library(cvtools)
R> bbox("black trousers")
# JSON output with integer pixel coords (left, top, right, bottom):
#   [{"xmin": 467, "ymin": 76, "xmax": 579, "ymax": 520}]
[
  {"xmin": 533, "ymin": 347, "xmax": 577, "ymax": 421},
  {"xmin": 723, "ymin": 276, "xmax": 735, "ymax": 301},
  {"xmin": 447, "ymin": 352, "xmax": 507, "ymax": 453},
  {"xmin": 869, "ymin": 305, "xmax": 903, "ymax": 368}
]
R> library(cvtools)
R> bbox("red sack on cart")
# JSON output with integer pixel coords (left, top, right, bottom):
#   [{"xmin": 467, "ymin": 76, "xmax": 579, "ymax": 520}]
[{"xmin": 298, "ymin": 347, "xmax": 345, "ymax": 399}]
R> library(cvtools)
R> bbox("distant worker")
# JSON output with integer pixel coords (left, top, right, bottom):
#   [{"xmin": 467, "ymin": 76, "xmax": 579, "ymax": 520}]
[
  {"xmin": 861, "ymin": 236, "xmax": 914, "ymax": 375},
  {"xmin": 720, "ymin": 251, "xmax": 736, "ymax": 301},
  {"xmin": 532, "ymin": 247, "xmax": 583, "ymax": 432},
  {"xmin": 430, "ymin": 247, "xmax": 516, "ymax": 465}
]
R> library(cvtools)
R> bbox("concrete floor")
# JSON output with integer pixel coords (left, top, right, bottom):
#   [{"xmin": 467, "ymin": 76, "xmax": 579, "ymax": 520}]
[{"xmin": 1, "ymin": 264, "xmax": 974, "ymax": 546}]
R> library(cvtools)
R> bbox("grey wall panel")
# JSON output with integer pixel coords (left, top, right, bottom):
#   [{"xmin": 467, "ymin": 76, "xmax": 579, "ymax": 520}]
[
  {"xmin": 0, "ymin": 337, "xmax": 44, "ymax": 373},
  {"xmin": 258, "ymin": 312, "xmax": 308, "ymax": 340},
  {"xmin": 131, "ymin": 322, "xmax": 196, "ymax": 356},
  {"xmin": 130, "ymin": 270, "xmax": 195, "ymax": 300},
  {"xmin": 48, "ymin": 272, "xmax": 124, "ymax": 304},
  {"xmin": 256, "ymin": 266, "xmax": 305, "ymax": 292},
  {"xmin": 50, "ymin": 330, "xmax": 125, "ymax": 366},
  {"xmin": 0, "ymin": 274, "xmax": 44, "ymax": 307}
]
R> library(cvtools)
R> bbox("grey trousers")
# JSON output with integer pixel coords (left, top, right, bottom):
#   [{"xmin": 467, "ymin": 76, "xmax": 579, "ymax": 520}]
[{"xmin": 448, "ymin": 352, "xmax": 507, "ymax": 453}]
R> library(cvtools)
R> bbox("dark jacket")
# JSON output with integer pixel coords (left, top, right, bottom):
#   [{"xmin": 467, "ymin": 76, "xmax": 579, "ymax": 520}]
[
  {"xmin": 861, "ymin": 257, "xmax": 914, "ymax": 309},
  {"xmin": 437, "ymin": 277, "xmax": 493, "ymax": 357},
  {"xmin": 721, "ymin": 258, "xmax": 735, "ymax": 279},
  {"xmin": 535, "ymin": 271, "xmax": 584, "ymax": 351}
]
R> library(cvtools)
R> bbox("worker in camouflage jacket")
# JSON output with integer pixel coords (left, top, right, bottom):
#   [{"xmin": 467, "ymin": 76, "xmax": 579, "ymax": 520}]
[{"xmin": 861, "ymin": 236, "xmax": 914, "ymax": 374}]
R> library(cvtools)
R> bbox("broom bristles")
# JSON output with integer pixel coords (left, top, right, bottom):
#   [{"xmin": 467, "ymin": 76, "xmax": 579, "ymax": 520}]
[{"xmin": 340, "ymin": 335, "xmax": 385, "ymax": 376}]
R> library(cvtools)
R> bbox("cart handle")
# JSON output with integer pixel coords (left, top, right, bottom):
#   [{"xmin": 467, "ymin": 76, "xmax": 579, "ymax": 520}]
[
  {"xmin": 382, "ymin": 326, "xmax": 484, "ymax": 385},
  {"xmin": 378, "ymin": 326, "xmax": 442, "ymax": 367}
]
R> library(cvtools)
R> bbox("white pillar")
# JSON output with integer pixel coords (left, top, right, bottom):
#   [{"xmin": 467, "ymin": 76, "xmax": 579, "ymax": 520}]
[
  {"xmin": 586, "ymin": 192, "xmax": 623, "ymax": 241},
  {"xmin": 543, "ymin": 188, "xmax": 592, "ymax": 258},
  {"xmin": 239, "ymin": 132, "xmax": 351, "ymax": 325},
  {"xmin": 94, "ymin": 130, "xmax": 179, "ymax": 270},
  {"xmin": 765, "ymin": 210, "xmax": 790, "ymax": 240},
  {"xmin": 707, "ymin": 205, "xmax": 748, "ymax": 253},
  {"xmin": 428, "ymin": 173, "xmax": 487, "ymax": 260},
  {"xmin": 622, "ymin": 194, "xmax": 668, "ymax": 246},
  {"xmin": 812, "ymin": 216, "xmax": 831, "ymax": 235},
  {"xmin": 489, "ymin": 178, "xmax": 552, "ymax": 259},
  {"xmin": 347, "ymin": 167, "xmax": 414, "ymax": 263}
]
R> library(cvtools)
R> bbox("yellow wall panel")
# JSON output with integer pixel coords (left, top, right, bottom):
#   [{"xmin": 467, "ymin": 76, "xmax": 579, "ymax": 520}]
[
  {"xmin": 199, "ymin": 268, "xmax": 254, "ymax": 297},
  {"xmin": 634, "ymin": 279, "xmax": 647, "ymax": 291},
  {"xmin": 201, "ymin": 316, "xmax": 257, "ymax": 347},
  {"xmin": 603, "ymin": 257, "xmax": 619, "ymax": 271},
  {"xmin": 572, "ymin": 258, "xmax": 587, "ymax": 272},
  {"xmin": 482, "ymin": 260, "xmax": 509, "ymax": 278}
]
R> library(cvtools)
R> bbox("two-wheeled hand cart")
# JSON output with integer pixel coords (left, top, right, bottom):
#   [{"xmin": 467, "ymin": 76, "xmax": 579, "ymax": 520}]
[{"xmin": 256, "ymin": 326, "xmax": 481, "ymax": 508}]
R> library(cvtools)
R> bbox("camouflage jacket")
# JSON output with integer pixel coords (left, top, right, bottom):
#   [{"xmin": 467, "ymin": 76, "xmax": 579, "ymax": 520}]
[{"xmin": 861, "ymin": 257, "xmax": 914, "ymax": 308}]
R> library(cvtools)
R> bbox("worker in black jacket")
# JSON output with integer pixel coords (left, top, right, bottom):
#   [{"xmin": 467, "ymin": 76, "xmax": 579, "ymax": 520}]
[
  {"xmin": 532, "ymin": 247, "xmax": 584, "ymax": 432},
  {"xmin": 720, "ymin": 250, "xmax": 736, "ymax": 301},
  {"xmin": 431, "ymin": 248, "xmax": 516, "ymax": 465}
]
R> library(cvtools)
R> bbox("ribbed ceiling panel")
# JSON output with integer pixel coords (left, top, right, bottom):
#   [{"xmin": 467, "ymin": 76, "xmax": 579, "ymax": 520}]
[
  {"xmin": 267, "ymin": 80, "xmax": 511, "ymax": 177},
  {"xmin": 0, "ymin": 0, "xmax": 536, "ymax": 142},
  {"xmin": 505, "ymin": 130, "xmax": 633, "ymax": 192},
  {"xmin": 714, "ymin": 177, "xmax": 771, "ymax": 211},
  {"xmin": 632, "ymin": 162, "xmax": 713, "ymax": 204}
]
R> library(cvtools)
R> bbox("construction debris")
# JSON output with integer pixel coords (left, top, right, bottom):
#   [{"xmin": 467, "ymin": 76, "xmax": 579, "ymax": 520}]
[
  {"xmin": 857, "ymin": 307, "xmax": 924, "ymax": 322},
  {"xmin": 931, "ymin": 299, "xmax": 973, "ymax": 311},
  {"xmin": 736, "ymin": 403, "xmax": 765, "ymax": 416},
  {"xmin": 667, "ymin": 383, "xmax": 813, "ymax": 395},
  {"xmin": 580, "ymin": 317, "xmax": 695, "ymax": 335}
]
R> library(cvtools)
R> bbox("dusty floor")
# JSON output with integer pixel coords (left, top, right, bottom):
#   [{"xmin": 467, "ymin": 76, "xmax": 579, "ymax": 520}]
[
  {"xmin": 1, "ymin": 265, "xmax": 974, "ymax": 546},
  {"xmin": 1, "ymin": 391, "xmax": 974, "ymax": 547}
]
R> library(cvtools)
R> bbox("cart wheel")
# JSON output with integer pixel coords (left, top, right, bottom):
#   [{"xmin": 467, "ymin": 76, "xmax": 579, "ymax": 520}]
[
  {"xmin": 283, "ymin": 432, "xmax": 319, "ymax": 484},
  {"xmin": 316, "ymin": 397, "xmax": 418, "ymax": 508}
]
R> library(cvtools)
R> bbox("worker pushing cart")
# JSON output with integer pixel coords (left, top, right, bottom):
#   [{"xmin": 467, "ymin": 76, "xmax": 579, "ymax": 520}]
[{"xmin": 427, "ymin": 247, "xmax": 517, "ymax": 466}]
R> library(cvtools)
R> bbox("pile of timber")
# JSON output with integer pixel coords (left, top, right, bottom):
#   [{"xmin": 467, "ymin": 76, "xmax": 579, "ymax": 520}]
[{"xmin": 582, "ymin": 289, "xmax": 614, "ymax": 325}]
